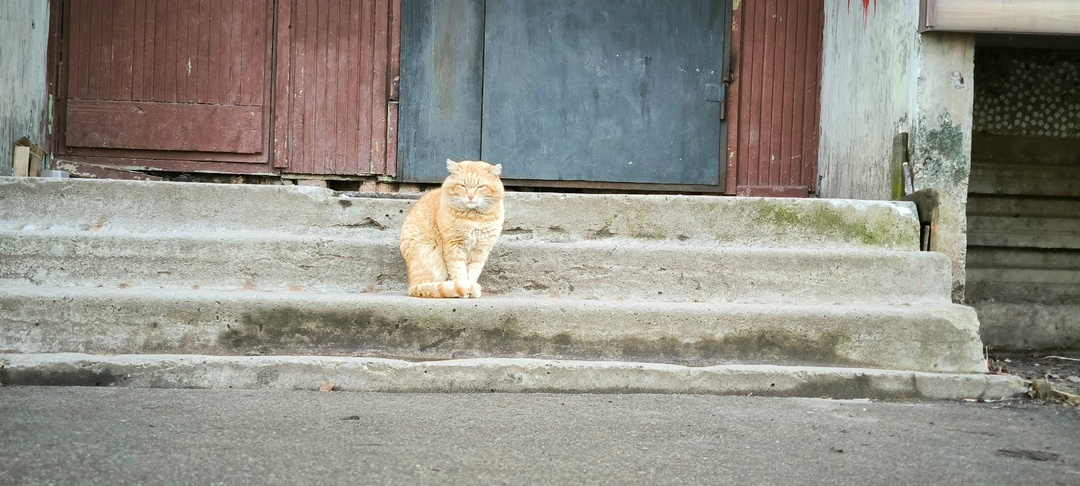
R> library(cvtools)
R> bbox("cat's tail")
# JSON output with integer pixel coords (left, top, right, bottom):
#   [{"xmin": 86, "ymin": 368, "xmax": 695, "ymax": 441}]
[{"xmin": 408, "ymin": 280, "xmax": 482, "ymax": 298}]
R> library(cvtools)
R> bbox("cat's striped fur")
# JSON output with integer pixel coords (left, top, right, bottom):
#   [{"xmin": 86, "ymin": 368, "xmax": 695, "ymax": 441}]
[{"xmin": 399, "ymin": 159, "xmax": 505, "ymax": 298}]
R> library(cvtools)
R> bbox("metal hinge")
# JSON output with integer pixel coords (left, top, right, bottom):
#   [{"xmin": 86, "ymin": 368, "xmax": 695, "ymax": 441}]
[{"xmin": 705, "ymin": 83, "xmax": 726, "ymax": 120}]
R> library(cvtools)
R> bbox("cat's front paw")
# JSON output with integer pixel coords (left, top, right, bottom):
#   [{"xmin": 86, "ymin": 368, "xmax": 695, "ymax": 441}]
[{"xmin": 457, "ymin": 280, "xmax": 482, "ymax": 298}]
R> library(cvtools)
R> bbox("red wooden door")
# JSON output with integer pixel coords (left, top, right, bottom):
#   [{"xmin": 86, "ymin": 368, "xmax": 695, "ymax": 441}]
[
  {"xmin": 57, "ymin": 0, "xmax": 274, "ymax": 173},
  {"xmin": 726, "ymin": 0, "xmax": 824, "ymax": 197},
  {"xmin": 273, "ymin": 0, "xmax": 401, "ymax": 177}
]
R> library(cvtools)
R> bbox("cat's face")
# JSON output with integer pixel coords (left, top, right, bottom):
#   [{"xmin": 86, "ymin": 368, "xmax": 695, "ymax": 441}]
[{"xmin": 444, "ymin": 159, "xmax": 504, "ymax": 211}]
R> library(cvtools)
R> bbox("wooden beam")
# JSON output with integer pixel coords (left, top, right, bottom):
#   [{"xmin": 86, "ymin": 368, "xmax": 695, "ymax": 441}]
[{"xmin": 922, "ymin": 0, "xmax": 1080, "ymax": 35}]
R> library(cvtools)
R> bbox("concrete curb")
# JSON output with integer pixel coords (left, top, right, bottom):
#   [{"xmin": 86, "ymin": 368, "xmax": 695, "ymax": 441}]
[{"xmin": 0, "ymin": 353, "xmax": 1028, "ymax": 401}]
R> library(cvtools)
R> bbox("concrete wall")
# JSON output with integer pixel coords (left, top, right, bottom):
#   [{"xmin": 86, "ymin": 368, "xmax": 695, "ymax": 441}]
[
  {"xmin": 0, "ymin": 2, "xmax": 50, "ymax": 177},
  {"xmin": 819, "ymin": 0, "xmax": 975, "ymax": 301}
]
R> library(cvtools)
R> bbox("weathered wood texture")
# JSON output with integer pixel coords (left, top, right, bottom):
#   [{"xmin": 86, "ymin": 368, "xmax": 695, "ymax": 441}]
[
  {"xmin": 726, "ymin": 0, "xmax": 823, "ymax": 196},
  {"xmin": 923, "ymin": 0, "xmax": 1080, "ymax": 35},
  {"xmin": 0, "ymin": 2, "xmax": 50, "ymax": 176},
  {"xmin": 274, "ymin": 0, "xmax": 401, "ymax": 176},
  {"xmin": 59, "ymin": 0, "xmax": 273, "ymax": 167}
]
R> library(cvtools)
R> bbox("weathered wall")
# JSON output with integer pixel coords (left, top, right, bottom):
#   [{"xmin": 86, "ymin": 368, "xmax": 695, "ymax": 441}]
[
  {"xmin": 818, "ymin": 0, "xmax": 916, "ymax": 201},
  {"xmin": 819, "ymin": 0, "xmax": 974, "ymax": 301},
  {"xmin": 910, "ymin": 31, "xmax": 975, "ymax": 302},
  {"xmin": 968, "ymin": 47, "xmax": 1080, "ymax": 350},
  {"xmin": 0, "ymin": 2, "xmax": 49, "ymax": 177}
]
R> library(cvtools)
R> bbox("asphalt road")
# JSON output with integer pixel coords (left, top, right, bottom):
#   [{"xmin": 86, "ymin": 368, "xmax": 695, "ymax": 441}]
[{"xmin": 1, "ymin": 387, "xmax": 1078, "ymax": 485}]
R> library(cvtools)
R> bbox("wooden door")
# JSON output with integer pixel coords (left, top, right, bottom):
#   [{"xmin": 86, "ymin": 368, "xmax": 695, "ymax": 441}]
[
  {"xmin": 273, "ymin": 0, "xmax": 401, "ymax": 176},
  {"xmin": 400, "ymin": 0, "xmax": 731, "ymax": 188},
  {"xmin": 726, "ymin": 0, "xmax": 824, "ymax": 197},
  {"xmin": 57, "ymin": 0, "xmax": 274, "ymax": 173}
]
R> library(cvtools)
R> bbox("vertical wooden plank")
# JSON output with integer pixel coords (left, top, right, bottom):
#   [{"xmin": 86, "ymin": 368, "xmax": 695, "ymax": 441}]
[
  {"xmin": 159, "ymin": 1, "xmax": 175, "ymax": 102},
  {"xmin": 68, "ymin": 0, "xmax": 87, "ymax": 99},
  {"xmin": 114, "ymin": 0, "xmax": 135, "ymax": 100},
  {"xmin": 253, "ymin": 0, "xmax": 270, "ymax": 106},
  {"xmin": 804, "ymin": 3, "xmax": 824, "ymax": 191},
  {"xmin": 176, "ymin": 1, "xmax": 192, "ymax": 102},
  {"xmin": 386, "ymin": 0, "xmax": 402, "ymax": 176},
  {"xmin": 241, "ymin": 0, "xmax": 260, "ymax": 106},
  {"xmin": 194, "ymin": 0, "xmax": 207, "ymax": 103},
  {"xmin": 769, "ymin": 0, "xmax": 790, "ymax": 186},
  {"xmin": 86, "ymin": 2, "xmax": 103, "ymax": 97},
  {"xmin": 141, "ymin": 0, "xmax": 158, "ymax": 101},
  {"xmin": 371, "ymin": 0, "xmax": 391, "ymax": 174},
  {"xmin": 725, "ymin": 0, "xmax": 744, "ymax": 194},
  {"xmin": 342, "ymin": 0, "xmax": 361, "ymax": 174},
  {"xmin": 272, "ymin": 0, "xmax": 294, "ymax": 169},
  {"xmin": 185, "ymin": 0, "xmax": 197, "ymax": 102},
  {"xmin": 231, "ymin": 0, "xmax": 244, "ymax": 103},
  {"xmin": 130, "ymin": 0, "xmax": 146, "ymax": 100},
  {"xmin": 761, "ymin": 0, "xmax": 781, "ymax": 187},
  {"xmin": 356, "ymin": 0, "xmax": 376, "ymax": 174},
  {"xmin": 289, "ymin": 0, "xmax": 306, "ymax": 171},
  {"xmin": 313, "ymin": 0, "xmax": 329, "ymax": 174},
  {"xmin": 207, "ymin": 0, "xmax": 222, "ymax": 104},
  {"xmin": 787, "ymin": 0, "xmax": 810, "ymax": 187},
  {"xmin": 102, "ymin": 1, "xmax": 117, "ymax": 98},
  {"xmin": 301, "ymin": 0, "xmax": 319, "ymax": 174},
  {"xmin": 324, "ymin": 0, "xmax": 341, "ymax": 173},
  {"xmin": 777, "ymin": 0, "xmax": 797, "ymax": 187},
  {"xmin": 743, "ymin": 0, "xmax": 765, "ymax": 188}
]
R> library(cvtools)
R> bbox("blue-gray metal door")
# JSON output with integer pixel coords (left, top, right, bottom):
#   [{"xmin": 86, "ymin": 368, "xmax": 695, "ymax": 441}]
[{"xmin": 400, "ymin": 0, "xmax": 729, "ymax": 187}]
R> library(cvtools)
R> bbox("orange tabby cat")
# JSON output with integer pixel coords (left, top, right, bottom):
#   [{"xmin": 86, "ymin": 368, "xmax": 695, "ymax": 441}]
[{"xmin": 399, "ymin": 159, "xmax": 505, "ymax": 298}]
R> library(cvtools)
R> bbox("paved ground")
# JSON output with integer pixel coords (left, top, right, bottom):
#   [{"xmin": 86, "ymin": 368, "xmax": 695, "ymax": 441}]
[
  {"xmin": 1, "ymin": 387, "xmax": 1078, "ymax": 485},
  {"xmin": 990, "ymin": 350, "xmax": 1080, "ymax": 399}
]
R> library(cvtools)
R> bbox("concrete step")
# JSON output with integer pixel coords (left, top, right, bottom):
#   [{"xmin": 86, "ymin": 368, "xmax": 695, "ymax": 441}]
[
  {"xmin": 0, "ymin": 229, "xmax": 953, "ymax": 305},
  {"xmin": 0, "ymin": 177, "xmax": 984, "ymax": 377},
  {"xmin": 0, "ymin": 353, "xmax": 1026, "ymax": 401},
  {"xmin": 0, "ymin": 284, "xmax": 986, "ymax": 373},
  {"xmin": 2, "ymin": 177, "xmax": 921, "ymax": 250}
]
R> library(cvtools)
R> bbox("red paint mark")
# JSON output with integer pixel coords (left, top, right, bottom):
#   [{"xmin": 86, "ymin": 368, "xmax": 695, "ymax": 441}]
[{"xmin": 849, "ymin": 0, "xmax": 877, "ymax": 23}]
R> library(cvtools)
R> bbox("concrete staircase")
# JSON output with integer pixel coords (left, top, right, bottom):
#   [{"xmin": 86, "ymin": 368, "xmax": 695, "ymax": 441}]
[{"xmin": 0, "ymin": 176, "xmax": 992, "ymax": 380}]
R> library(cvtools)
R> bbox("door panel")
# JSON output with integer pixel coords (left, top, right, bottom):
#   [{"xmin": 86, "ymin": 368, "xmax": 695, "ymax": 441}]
[
  {"xmin": 59, "ymin": 0, "xmax": 272, "ymax": 167},
  {"xmin": 398, "ymin": 0, "xmax": 485, "ymax": 181},
  {"xmin": 726, "ymin": 0, "xmax": 823, "ymax": 196},
  {"xmin": 482, "ymin": 0, "xmax": 726, "ymax": 185},
  {"xmin": 65, "ymin": 100, "xmax": 262, "ymax": 153},
  {"xmin": 273, "ymin": 0, "xmax": 402, "ymax": 176},
  {"xmin": 400, "ymin": 0, "xmax": 730, "ymax": 186}
]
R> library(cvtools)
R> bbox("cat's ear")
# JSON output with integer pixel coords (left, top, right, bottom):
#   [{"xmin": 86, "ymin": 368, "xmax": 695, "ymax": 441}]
[
  {"xmin": 489, "ymin": 164, "xmax": 503, "ymax": 176},
  {"xmin": 446, "ymin": 159, "xmax": 459, "ymax": 174}
]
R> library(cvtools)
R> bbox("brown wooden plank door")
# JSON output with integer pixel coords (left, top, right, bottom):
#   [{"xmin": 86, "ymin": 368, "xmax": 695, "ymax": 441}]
[
  {"xmin": 726, "ymin": 0, "xmax": 824, "ymax": 197},
  {"xmin": 57, "ymin": 0, "xmax": 274, "ymax": 173},
  {"xmin": 274, "ymin": 0, "xmax": 401, "ymax": 177}
]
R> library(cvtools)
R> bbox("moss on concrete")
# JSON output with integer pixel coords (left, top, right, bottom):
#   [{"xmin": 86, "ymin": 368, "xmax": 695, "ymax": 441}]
[
  {"xmin": 225, "ymin": 305, "xmax": 863, "ymax": 367},
  {"xmin": 752, "ymin": 200, "xmax": 909, "ymax": 247}
]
